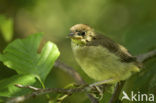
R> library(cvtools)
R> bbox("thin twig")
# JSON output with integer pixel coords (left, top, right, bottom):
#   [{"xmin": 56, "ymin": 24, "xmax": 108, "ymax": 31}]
[
  {"xmin": 137, "ymin": 49, "xmax": 156, "ymax": 63},
  {"xmin": 8, "ymin": 81, "xmax": 106, "ymax": 103},
  {"xmin": 89, "ymin": 79, "xmax": 113, "ymax": 87},
  {"xmin": 15, "ymin": 84, "xmax": 41, "ymax": 91},
  {"xmin": 9, "ymin": 79, "xmax": 112, "ymax": 103},
  {"xmin": 55, "ymin": 61, "xmax": 85, "ymax": 84},
  {"xmin": 8, "ymin": 85, "xmax": 87, "ymax": 103}
]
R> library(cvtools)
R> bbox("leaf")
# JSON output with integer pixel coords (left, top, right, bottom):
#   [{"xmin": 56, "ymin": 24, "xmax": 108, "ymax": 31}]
[
  {"xmin": 0, "ymin": 74, "xmax": 37, "ymax": 97},
  {"xmin": 0, "ymin": 33, "xmax": 60, "ymax": 81},
  {"xmin": 0, "ymin": 15, "xmax": 13, "ymax": 42},
  {"xmin": 0, "ymin": 62, "xmax": 16, "ymax": 81}
]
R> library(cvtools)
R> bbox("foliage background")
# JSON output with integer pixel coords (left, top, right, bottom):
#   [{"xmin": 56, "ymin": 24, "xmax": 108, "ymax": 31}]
[{"xmin": 0, "ymin": 0, "xmax": 156, "ymax": 103}]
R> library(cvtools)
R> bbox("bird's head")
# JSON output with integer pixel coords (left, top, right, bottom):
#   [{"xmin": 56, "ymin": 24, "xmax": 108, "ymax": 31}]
[{"xmin": 69, "ymin": 24, "xmax": 95, "ymax": 45}]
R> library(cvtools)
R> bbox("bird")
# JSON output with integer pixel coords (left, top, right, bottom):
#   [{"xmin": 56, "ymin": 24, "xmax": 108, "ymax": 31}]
[{"xmin": 69, "ymin": 24, "xmax": 140, "ymax": 84}]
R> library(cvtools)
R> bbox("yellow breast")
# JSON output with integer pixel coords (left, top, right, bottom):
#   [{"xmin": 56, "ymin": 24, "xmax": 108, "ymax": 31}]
[{"xmin": 72, "ymin": 42, "xmax": 140, "ymax": 83}]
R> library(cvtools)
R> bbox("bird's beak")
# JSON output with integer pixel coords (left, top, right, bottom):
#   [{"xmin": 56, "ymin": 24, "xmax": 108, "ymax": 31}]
[
  {"xmin": 68, "ymin": 32, "xmax": 74, "ymax": 38},
  {"xmin": 68, "ymin": 32, "xmax": 82, "ymax": 39}
]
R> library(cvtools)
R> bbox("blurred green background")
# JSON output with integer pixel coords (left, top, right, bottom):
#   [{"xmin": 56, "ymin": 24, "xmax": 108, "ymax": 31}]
[{"xmin": 0, "ymin": 0, "xmax": 156, "ymax": 103}]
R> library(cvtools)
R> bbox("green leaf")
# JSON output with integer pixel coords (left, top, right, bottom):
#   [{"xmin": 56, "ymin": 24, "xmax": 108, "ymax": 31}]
[
  {"xmin": 0, "ymin": 74, "xmax": 37, "ymax": 97},
  {"xmin": 0, "ymin": 15, "xmax": 13, "ymax": 42},
  {"xmin": 0, "ymin": 33, "xmax": 60, "ymax": 81},
  {"xmin": 0, "ymin": 62, "xmax": 16, "ymax": 81}
]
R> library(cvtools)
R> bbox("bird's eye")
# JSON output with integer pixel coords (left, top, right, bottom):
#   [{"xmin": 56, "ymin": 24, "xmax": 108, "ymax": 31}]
[
  {"xmin": 78, "ymin": 32, "xmax": 85, "ymax": 36},
  {"xmin": 81, "ymin": 32, "xmax": 85, "ymax": 36}
]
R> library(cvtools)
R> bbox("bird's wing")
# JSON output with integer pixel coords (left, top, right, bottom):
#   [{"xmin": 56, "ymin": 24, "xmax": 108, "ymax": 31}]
[{"xmin": 86, "ymin": 34, "xmax": 137, "ymax": 63}]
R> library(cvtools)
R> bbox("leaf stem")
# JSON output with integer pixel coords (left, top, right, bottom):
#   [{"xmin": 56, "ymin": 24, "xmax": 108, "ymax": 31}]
[{"xmin": 36, "ymin": 76, "xmax": 51, "ymax": 101}]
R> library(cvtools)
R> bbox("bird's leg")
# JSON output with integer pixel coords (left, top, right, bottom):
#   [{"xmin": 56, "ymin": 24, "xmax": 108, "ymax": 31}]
[
  {"xmin": 94, "ymin": 85, "xmax": 104, "ymax": 100},
  {"xmin": 87, "ymin": 79, "xmax": 114, "ymax": 100},
  {"xmin": 88, "ymin": 84, "xmax": 109, "ymax": 100}
]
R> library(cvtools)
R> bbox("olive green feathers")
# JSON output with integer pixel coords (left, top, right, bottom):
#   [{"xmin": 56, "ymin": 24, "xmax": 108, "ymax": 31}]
[{"xmin": 69, "ymin": 24, "xmax": 140, "ymax": 83}]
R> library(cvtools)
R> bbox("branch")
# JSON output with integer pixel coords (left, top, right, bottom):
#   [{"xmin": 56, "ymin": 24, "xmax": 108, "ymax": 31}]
[
  {"xmin": 89, "ymin": 79, "xmax": 113, "ymax": 87},
  {"xmin": 136, "ymin": 49, "xmax": 156, "ymax": 63},
  {"xmin": 54, "ymin": 61, "xmax": 85, "ymax": 84},
  {"xmin": 7, "ymin": 85, "xmax": 86, "ymax": 103},
  {"xmin": 8, "ymin": 81, "xmax": 108, "ymax": 103},
  {"xmin": 108, "ymin": 81, "xmax": 125, "ymax": 103},
  {"xmin": 15, "ymin": 84, "xmax": 41, "ymax": 91}
]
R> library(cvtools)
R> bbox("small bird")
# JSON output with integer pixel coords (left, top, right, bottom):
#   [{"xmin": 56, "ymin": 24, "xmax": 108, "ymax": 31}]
[{"xmin": 69, "ymin": 24, "xmax": 140, "ymax": 84}]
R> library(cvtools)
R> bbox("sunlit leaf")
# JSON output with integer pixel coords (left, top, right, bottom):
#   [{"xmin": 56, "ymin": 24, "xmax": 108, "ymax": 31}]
[
  {"xmin": 0, "ymin": 33, "xmax": 60, "ymax": 81},
  {"xmin": 0, "ymin": 74, "xmax": 37, "ymax": 97}
]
